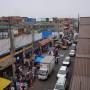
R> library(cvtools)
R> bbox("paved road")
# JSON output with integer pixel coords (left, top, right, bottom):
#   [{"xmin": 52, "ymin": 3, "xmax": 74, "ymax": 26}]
[{"xmin": 29, "ymin": 48, "xmax": 72, "ymax": 90}]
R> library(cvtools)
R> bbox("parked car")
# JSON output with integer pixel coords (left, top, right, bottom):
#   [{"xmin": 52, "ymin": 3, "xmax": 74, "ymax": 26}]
[
  {"xmin": 57, "ymin": 66, "xmax": 68, "ymax": 79},
  {"xmin": 64, "ymin": 56, "xmax": 70, "ymax": 61},
  {"xmin": 71, "ymin": 43, "xmax": 76, "ymax": 50},
  {"xmin": 54, "ymin": 77, "xmax": 67, "ymax": 90},
  {"xmin": 62, "ymin": 56, "xmax": 71, "ymax": 67},
  {"xmin": 69, "ymin": 50, "xmax": 75, "ymax": 57},
  {"xmin": 62, "ymin": 61, "xmax": 70, "ymax": 67}
]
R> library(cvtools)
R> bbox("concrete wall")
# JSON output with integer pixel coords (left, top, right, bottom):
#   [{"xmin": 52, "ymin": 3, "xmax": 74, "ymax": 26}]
[{"xmin": 0, "ymin": 32, "xmax": 42, "ymax": 54}]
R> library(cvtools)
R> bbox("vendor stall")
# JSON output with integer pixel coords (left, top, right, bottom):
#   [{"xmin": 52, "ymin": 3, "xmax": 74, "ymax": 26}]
[{"xmin": 39, "ymin": 39, "xmax": 52, "ymax": 54}]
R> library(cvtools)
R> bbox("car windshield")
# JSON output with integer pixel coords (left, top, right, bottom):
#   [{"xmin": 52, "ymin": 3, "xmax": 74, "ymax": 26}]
[
  {"xmin": 65, "ymin": 57, "xmax": 70, "ymax": 60},
  {"xmin": 71, "ymin": 50, "xmax": 74, "ymax": 53},
  {"xmin": 58, "ymin": 70, "xmax": 66, "ymax": 74},
  {"xmin": 55, "ymin": 84, "xmax": 64, "ymax": 90},
  {"xmin": 63, "ymin": 61, "xmax": 69, "ymax": 63},
  {"xmin": 39, "ymin": 70, "xmax": 47, "ymax": 76}
]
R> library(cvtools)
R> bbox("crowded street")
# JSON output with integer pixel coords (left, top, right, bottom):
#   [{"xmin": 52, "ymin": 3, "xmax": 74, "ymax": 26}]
[
  {"xmin": 0, "ymin": 3, "xmax": 90, "ymax": 89},
  {"xmin": 29, "ymin": 47, "xmax": 75, "ymax": 90},
  {"xmin": 0, "ymin": 17, "xmax": 78, "ymax": 90}
]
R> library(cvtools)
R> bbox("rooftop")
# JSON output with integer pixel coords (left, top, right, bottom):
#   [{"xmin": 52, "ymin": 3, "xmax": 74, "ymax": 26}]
[{"xmin": 70, "ymin": 17, "xmax": 90, "ymax": 90}]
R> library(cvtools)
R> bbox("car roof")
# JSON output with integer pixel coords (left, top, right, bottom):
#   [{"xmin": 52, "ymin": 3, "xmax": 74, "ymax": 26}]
[
  {"xmin": 65, "ymin": 56, "xmax": 70, "ymax": 59},
  {"xmin": 56, "ymin": 77, "xmax": 66, "ymax": 85},
  {"xmin": 70, "ymin": 50, "xmax": 75, "ymax": 52},
  {"xmin": 60, "ymin": 66, "xmax": 67, "ymax": 70},
  {"xmin": 63, "ymin": 61, "xmax": 69, "ymax": 64}
]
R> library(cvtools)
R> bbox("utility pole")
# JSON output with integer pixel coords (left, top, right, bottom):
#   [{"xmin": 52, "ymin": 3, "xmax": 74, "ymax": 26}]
[
  {"xmin": 57, "ymin": 19, "xmax": 60, "ymax": 38},
  {"xmin": 78, "ymin": 13, "xmax": 80, "ymax": 32},
  {"xmin": 31, "ymin": 25, "xmax": 34, "ymax": 47},
  {"xmin": 8, "ymin": 17, "xmax": 16, "ymax": 78},
  {"xmin": 31, "ymin": 25, "xmax": 35, "ymax": 66}
]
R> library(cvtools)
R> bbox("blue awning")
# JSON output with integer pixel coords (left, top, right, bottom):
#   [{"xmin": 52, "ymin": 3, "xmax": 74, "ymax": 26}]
[{"xmin": 34, "ymin": 56, "xmax": 44, "ymax": 63}]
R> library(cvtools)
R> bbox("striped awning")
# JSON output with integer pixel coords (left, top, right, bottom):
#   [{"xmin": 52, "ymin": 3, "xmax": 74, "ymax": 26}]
[{"xmin": 39, "ymin": 39, "xmax": 50, "ymax": 46}]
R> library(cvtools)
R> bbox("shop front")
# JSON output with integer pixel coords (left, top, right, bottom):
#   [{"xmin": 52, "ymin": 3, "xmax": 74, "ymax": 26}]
[
  {"xmin": 25, "ymin": 46, "xmax": 35, "ymax": 67},
  {"xmin": 15, "ymin": 53, "xmax": 23, "ymax": 63},
  {"xmin": 0, "ymin": 56, "xmax": 15, "ymax": 78},
  {"xmin": 39, "ymin": 39, "xmax": 53, "ymax": 54},
  {"xmin": 25, "ymin": 48, "xmax": 33, "ymax": 59},
  {"xmin": 33, "ymin": 41, "xmax": 41, "ymax": 55}
]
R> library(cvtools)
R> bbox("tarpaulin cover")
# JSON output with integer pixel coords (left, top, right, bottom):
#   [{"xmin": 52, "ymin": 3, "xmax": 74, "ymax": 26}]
[
  {"xmin": 42, "ymin": 31, "xmax": 52, "ymax": 39},
  {"xmin": 34, "ymin": 56, "xmax": 44, "ymax": 63}
]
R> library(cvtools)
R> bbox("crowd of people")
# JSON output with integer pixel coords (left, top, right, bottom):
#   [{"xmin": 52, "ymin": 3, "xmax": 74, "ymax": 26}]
[
  {"xmin": 10, "ymin": 43, "xmax": 60, "ymax": 90},
  {"xmin": 11, "ymin": 62, "xmax": 37, "ymax": 90},
  {"xmin": 48, "ymin": 45, "xmax": 59, "ymax": 64}
]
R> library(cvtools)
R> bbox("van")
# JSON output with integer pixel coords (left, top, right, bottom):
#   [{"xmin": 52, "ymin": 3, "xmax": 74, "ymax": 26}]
[
  {"xmin": 54, "ymin": 77, "xmax": 67, "ymax": 90},
  {"xmin": 62, "ymin": 56, "xmax": 71, "ymax": 66},
  {"xmin": 57, "ymin": 66, "xmax": 68, "ymax": 79},
  {"xmin": 71, "ymin": 43, "xmax": 76, "ymax": 50}
]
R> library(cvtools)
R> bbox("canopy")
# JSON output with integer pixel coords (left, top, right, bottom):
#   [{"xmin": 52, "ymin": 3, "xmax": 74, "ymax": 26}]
[
  {"xmin": 39, "ymin": 39, "xmax": 50, "ymax": 46},
  {"xmin": 0, "ymin": 77, "xmax": 12, "ymax": 90},
  {"xmin": 34, "ymin": 56, "xmax": 44, "ymax": 63}
]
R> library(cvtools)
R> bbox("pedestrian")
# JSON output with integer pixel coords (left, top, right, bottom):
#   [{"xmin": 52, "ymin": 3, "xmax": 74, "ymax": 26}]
[
  {"xmin": 12, "ymin": 77, "xmax": 17, "ymax": 90},
  {"xmin": 16, "ymin": 81, "xmax": 20, "ymax": 90},
  {"xmin": 26, "ymin": 74, "xmax": 30, "ymax": 87},
  {"xmin": 11, "ymin": 86, "xmax": 15, "ymax": 90},
  {"xmin": 29, "ymin": 70, "xmax": 33, "ymax": 87},
  {"xmin": 54, "ymin": 48, "xmax": 59, "ymax": 64},
  {"xmin": 51, "ymin": 51, "xmax": 54, "ymax": 56},
  {"xmin": 18, "ymin": 66, "xmax": 23, "ymax": 73},
  {"xmin": 48, "ymin": 51, "xmax": 51, "ymax": 55},
  {"xmin": 32, "ymin": 66, "xmax": 36, "ymax": 79}
]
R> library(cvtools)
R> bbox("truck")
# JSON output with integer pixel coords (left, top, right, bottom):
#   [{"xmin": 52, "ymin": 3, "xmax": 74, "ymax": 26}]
[{"xmin": 38, "ymin": 55, "xmax": 55, "ymax": 80}]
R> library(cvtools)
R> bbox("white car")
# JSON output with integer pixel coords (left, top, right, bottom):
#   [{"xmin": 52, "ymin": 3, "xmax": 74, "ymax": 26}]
[
  {"xmin": 64, "ymin": 56, "xmax": 70, "ymax": 62},
  {"xmin": 69, "ymin": 50, "xmax": 75, "ymax": 56},
  {"xmin": 54, "ymin": 77, "xmax": 66, "ymax": 90},
  {"xmin": 72, "ymin": 43, "xmax": 76, "ymax": 47},
  {"xmin": 62, "ymin": 61, "xmax": 70, "ymax": 67},
  {"xmin": 57, "ymin": 66, "xmax": 67, "ymax": 79},
  {"xmin": 62, "ymin": 56, "xmax": 71, "ymax": 66},
  {"xmin": 71, "ymin": 44, "xmax": 76, "ymax": 50}
]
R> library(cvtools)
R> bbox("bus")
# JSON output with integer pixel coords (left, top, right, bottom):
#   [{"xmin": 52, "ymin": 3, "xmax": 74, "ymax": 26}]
[{"xmin": 0, "ymin": 77, "xmax": 12, "ymax": 90}]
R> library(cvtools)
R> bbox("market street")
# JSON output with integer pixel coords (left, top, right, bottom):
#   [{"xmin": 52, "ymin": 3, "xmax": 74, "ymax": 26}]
[{"xmin": 30, "ymin": 47, "xmax": 74, "ymax": 90}]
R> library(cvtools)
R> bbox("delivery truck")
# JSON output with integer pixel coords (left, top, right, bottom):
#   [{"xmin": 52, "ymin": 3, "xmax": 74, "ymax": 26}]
[{"xmin": 38, "ymin": 55, "xmax": 55, "ymax": 80}]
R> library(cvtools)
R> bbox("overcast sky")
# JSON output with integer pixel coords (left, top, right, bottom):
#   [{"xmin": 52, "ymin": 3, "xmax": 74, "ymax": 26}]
[{"xmin": 0, "ymin": 0, "xmax": 90, "ymax": 18}]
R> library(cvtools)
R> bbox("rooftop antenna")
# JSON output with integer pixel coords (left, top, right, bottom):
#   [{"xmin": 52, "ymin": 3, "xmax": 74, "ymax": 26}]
[{"xmin": 78, "ymin": 13, "xmax": 80, "ymax": 32}]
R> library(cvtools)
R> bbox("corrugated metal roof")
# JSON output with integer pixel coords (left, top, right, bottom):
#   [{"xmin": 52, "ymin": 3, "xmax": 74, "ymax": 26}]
[
  {"xmin": 70, "ymin": 17, "xmax": 90, "ymax": 90},
  {"xmin": 73, "ymin": 57, "xmax": 90, "ymax": 76},
  {"xmin": 79, "ymin": 25, "xmax": 90, "ymax": 38},
  {"xmin": 70, "ymin": 57, "xmax": 90, "ymax": 90},
  {"xmin": 70, "ymin": 76, "xmax": 90, "ymax": 90},
  {"xmin": 80, "ymin": 17, "xmax": 90, "ymax": 25},
  {"xmin": 76, "ymin": 38, "xmax": 90, "ymax": 56}
]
